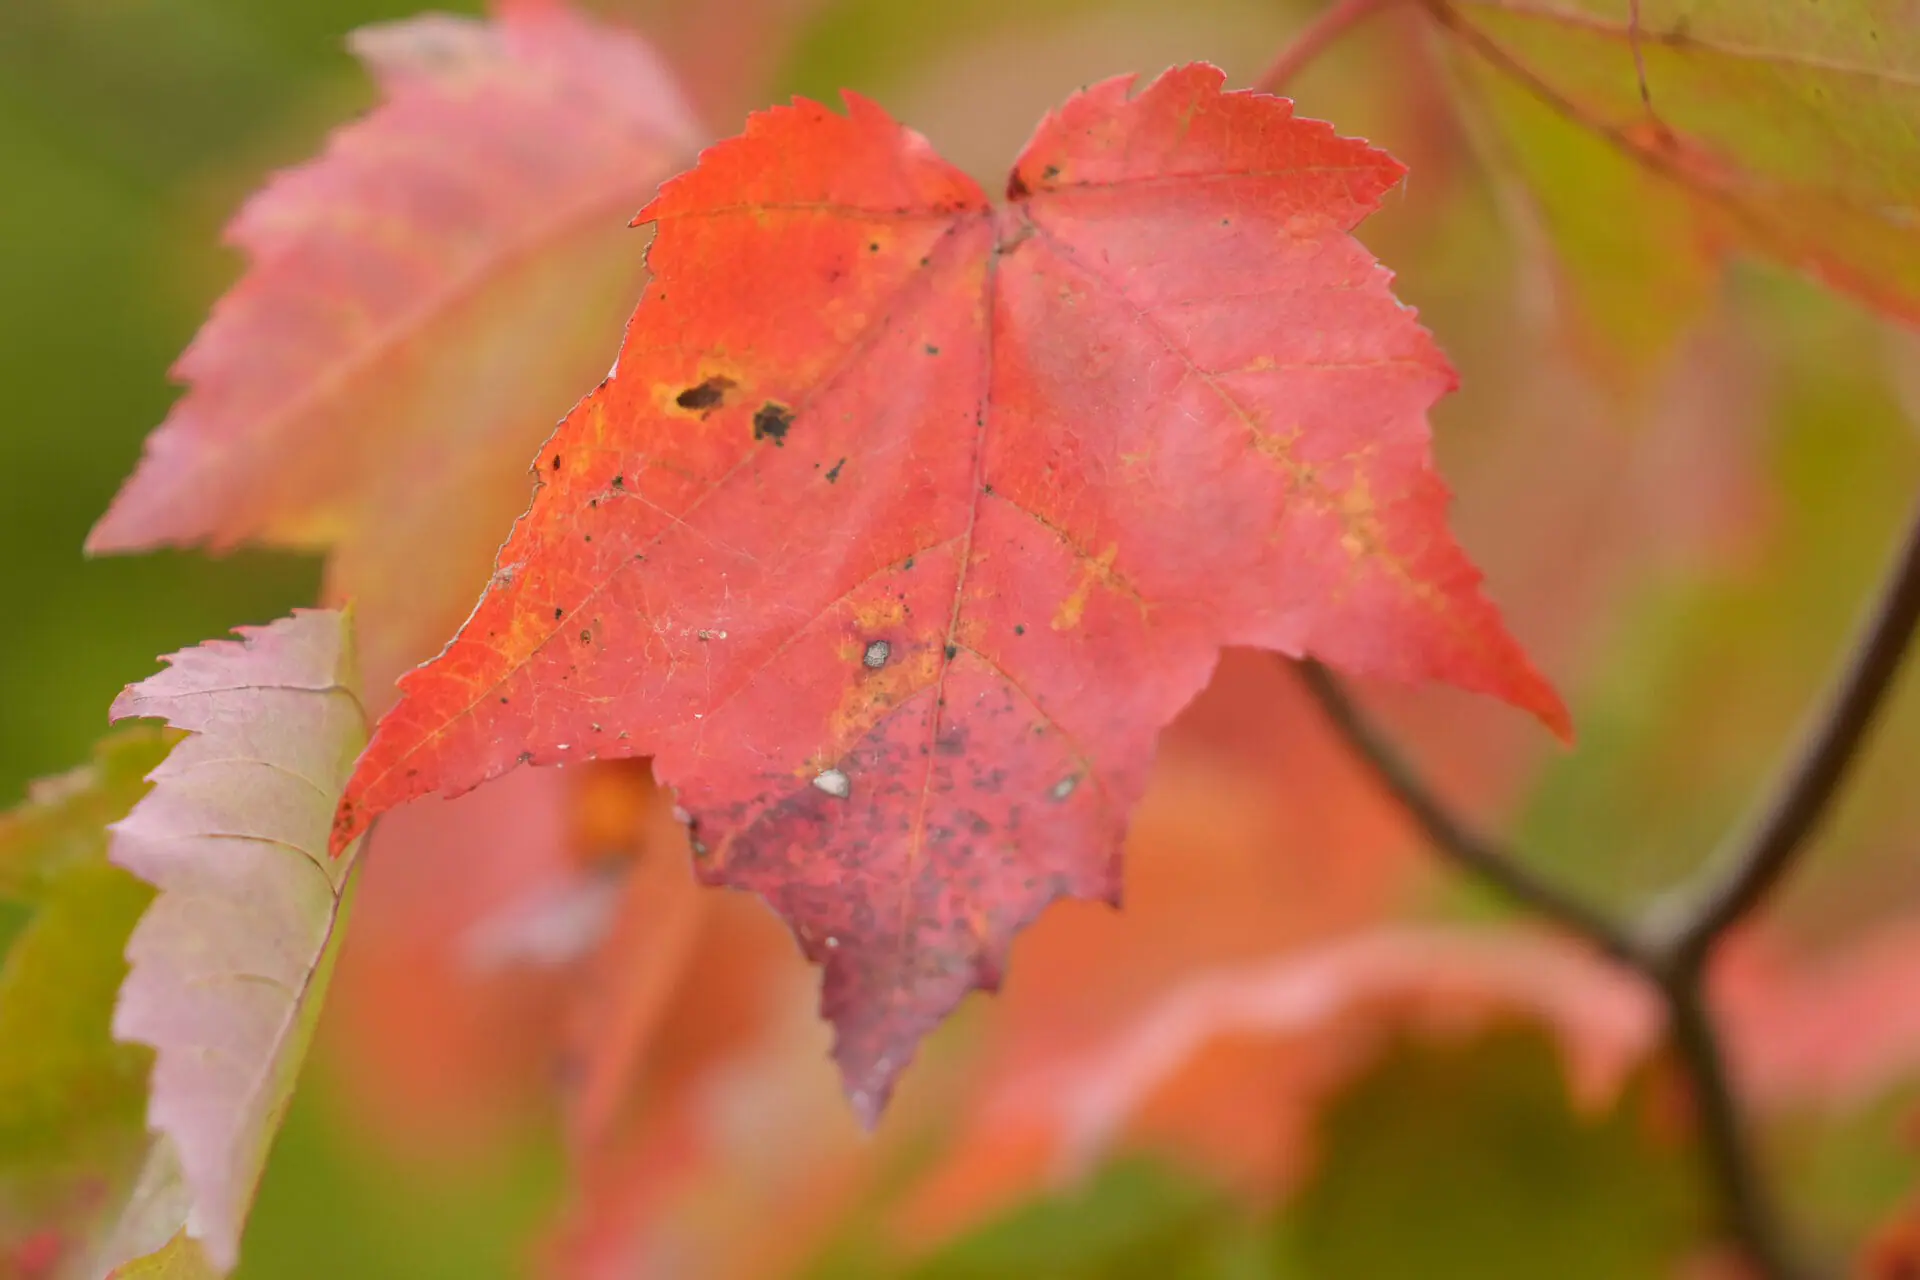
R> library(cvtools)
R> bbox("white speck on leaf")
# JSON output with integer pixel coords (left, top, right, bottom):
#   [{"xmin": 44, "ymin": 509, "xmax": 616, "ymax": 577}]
[
  {"xmin": 1049, "ymin": 775, "xmax": 1077, "ymax": 801},
  {"xmin": 863, "ymin": 640, "xmax": 890, "ymax": 668},
  {"xmin": 813, "ymin": 768, "xmax": 851, "ymax": 799}
]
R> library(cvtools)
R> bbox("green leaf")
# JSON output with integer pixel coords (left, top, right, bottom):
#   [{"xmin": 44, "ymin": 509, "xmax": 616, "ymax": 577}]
[
  {"xmin": 817, "ymin": 1158, "xmax": 1278, "ymax": 1280},
  {"xmin": 1440, "ymin": 0, "xmax": 1920, "ymax": 373},
  {"xmin": 1285, "ymin": 1028, "xmax": 1705, "ymax": 1278},
  {"xmin": 0, "ymin": 728, "xmax": 172, "ymax": 1260}
]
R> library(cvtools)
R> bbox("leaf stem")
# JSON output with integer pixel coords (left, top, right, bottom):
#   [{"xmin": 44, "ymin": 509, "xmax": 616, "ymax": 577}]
[{"xmin": 1252, "ymin": 0, "xmax": 1406, "ymax": 95}]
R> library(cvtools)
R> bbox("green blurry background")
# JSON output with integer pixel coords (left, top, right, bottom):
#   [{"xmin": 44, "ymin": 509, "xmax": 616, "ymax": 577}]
[{"xmin": 6, "ymin": 0, "xmax": 1920, "ymax": 1274}]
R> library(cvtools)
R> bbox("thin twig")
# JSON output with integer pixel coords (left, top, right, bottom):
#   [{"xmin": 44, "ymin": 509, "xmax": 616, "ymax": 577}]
[
  {"xmin": 1296, "ymin": 659, "xmax": 1642, "ymax": 964},
  {"xmin": 1662, "ymin": 976, "xmax": 1802, "ymax": 1277},
  {"xmin": 1294, "ymin": 658, "xmax": 1807, "ymax": 1279},
  {"xmin": 1643, "ymin": 498, "xmax": 1920, "ymax": 970},
  {"xmin": 1252, "ymin": 0, "xmax": 1406, "ymax": 95},
  {"xmin": 1290, "ymin": 492, "xmax": 1920, "ymax": 1280}
]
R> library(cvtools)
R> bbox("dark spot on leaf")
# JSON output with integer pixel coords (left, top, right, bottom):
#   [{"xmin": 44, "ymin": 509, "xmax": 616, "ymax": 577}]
[
  {"xmin": 517, "ymin": 751, "xmax": 535, "ymax": 765},
  {"xmin": 580, "ymin": 629, "xmax": 592, "ymax": 644},
  {"xmin": 825, "ymin": 457, "xmax": 846, "ymax": 483},
  {"xmin": 924, "ymin": 343, "xmax": 940, "ymax": 355},
  {"xmin": 499, "ymin": 696, "xmax": 509, "ymax": 704},
  {"xmin": 611, "ymin": 474, "xmax": 624, "ymax": 488},
  {"xmin": 944, "ymin": 643, "xmax": 958, "ymax": 660},
  {"xmin": 1007, "ymin": 170, "xmax": 1031, "ymax": 200},
  {"xmin": 1014, "ymin": 624, "xmax": 1026, "ymax": 635},
  {"xmin": 753, "ymin": 402, "xmax": 794, "ymax": 445},
  {"xmin": 551, "ymin": 454, "xmax": 562, "ymax": 470},
  {"xmin": 868, "ymin": 241, "xmax": 880, "ymax": 253},
  {"xmin": 903, "ymin": 557, "xmax": 915, "ymax": 570},
  {"xmin": 675, "ymin": 375, "xmax": 735, "ymax": 412},
  {"xmin": 1042, "ymin": 164, "xmax": 1060, "ymax": 180},
  {"xmin": 553, "ymin": 607, "xmax": 564, "ymax": 620}
]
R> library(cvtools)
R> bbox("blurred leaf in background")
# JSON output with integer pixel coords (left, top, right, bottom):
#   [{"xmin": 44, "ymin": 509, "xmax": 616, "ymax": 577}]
[
  {"xmin": 1282, "ymin": 1030, "xmax": 1705, "ymax": 1279},
  {"xmin": 8, "ymin": 0, "xmax": 1920, "ymax": 1274},
  {"xmin": 0, "ymin": 729, "xmax": 168, "ymax": 1272}
]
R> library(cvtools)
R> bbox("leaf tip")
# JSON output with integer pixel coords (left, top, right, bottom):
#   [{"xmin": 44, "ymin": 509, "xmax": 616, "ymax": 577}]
[
  {"xmin": 327, "ymin": 797, "xmax": 364, "ymax": 858},
  {"xmin": 1526, "ymin": 676, "xmax": 1575, "ymax": 745},
  {"xmin": 839, "ymin": 1056, "xmax": 902, "ymax": 1133}
]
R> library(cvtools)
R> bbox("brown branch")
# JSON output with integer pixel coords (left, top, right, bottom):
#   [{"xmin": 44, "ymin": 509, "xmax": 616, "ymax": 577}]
[
  {"xmin": 1643, "ymin": 498, "xmax": 1920, "ymax": 972},
  {"xmin": 1295, "ymin": 660, "xmax": 1641, "ymax": 963},
  {"xmin": 1290, "ymin": 492, "xmax": 1920, "ymax": 1280},
  {"xmin": 1252, "ymin": 0, "xmax": 1407, "ymax": 95},
  {"xmin": 1293, "ymin": 658, "xmax": 1810, "ymax": 1279},
  {"xmin": 1661, "ymin": 978, "xmax": 1804, "ymax": 1278},
  {"xmin": 1251, "ymin": 13, "xmax": 1920, "ymax": 1276}
]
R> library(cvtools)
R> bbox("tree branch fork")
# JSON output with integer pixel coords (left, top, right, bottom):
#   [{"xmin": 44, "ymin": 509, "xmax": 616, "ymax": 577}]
[
  {"xmin": 1296, "ymin": 499, "xmax": 1920, "ymax": 1280},
  {"xmin": 1251, "ymin": 2, "xmax": 1920, "ymax": 1274}
]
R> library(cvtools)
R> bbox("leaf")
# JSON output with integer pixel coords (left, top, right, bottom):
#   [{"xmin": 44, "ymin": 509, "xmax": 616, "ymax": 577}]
[
  {"xmin": 931, "ymin": 928, "xmax": 1661, "ymax": 1207},
  {"xmin": 550, "ymin": 761, "xmax": 708, "ymax": 1151},
  {"xmin": 333, "ymin": 64, "xmax": 1567, "ymax": 1118},
  {"xmin": 1434, "ymin": 0, "xmax": 1920, "ymax": 370},
  {"xmin": 318, "ymin": 767, "xmax": 579, "ymax": 1158},
  {"xmin": 81, "ymin": 0, "xmax": 706, "ymax": 1176},
  {"xmin": 85, "ymin": 1, "xmax": 703, "ymax": 691},
  {"xmin": 101, "ymin": 609, "xmax": 368, "ymax": 1273},
  {"xmin": 93, "ymin": 1140, "xmax": 212, "ymax": 1279},
  {"xmin": 110, "ymin": 1230, "xmax": 218, "ymax": 1280},
  {"xmin": 907, "ymin": 918, "xmax": 1920, "ymax": 1259},
  {"xmin": 0, "ymin": 730, "xmax": 171, "ymax": 1271},
  {"xmin": 0, "ymin": 730, "xmax": 169, "ymax": 1161},
  {"xmin": 875, "ymin": 1158, "xmax": 1275, "ymax": 1280},
  {"xmin": 1862, "ymin": 1117, "xmax": 1920, "ymax": 1280},
  {"xmin": 1284, "ymin": 1028, "xmax": 1703, "ymax": 1278},
  {"xmin": 1718, "ymin": 921, "xmax": 1920, "ymax": 1110}
]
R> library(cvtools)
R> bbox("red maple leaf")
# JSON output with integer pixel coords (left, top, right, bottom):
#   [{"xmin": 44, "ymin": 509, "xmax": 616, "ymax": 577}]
[{"xmin": 333, "ymin": 64, "xmax": 1567, "ymax": 1119}]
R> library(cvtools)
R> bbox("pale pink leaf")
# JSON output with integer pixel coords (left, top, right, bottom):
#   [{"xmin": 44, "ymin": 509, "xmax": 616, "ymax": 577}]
[
  {"xmin": 86, "ymin": 1, "xmax": 704, "ymax": 693},
  {"xmin": 103, "ymin": 610, "xmax": 366, "ymax": 1273}
]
